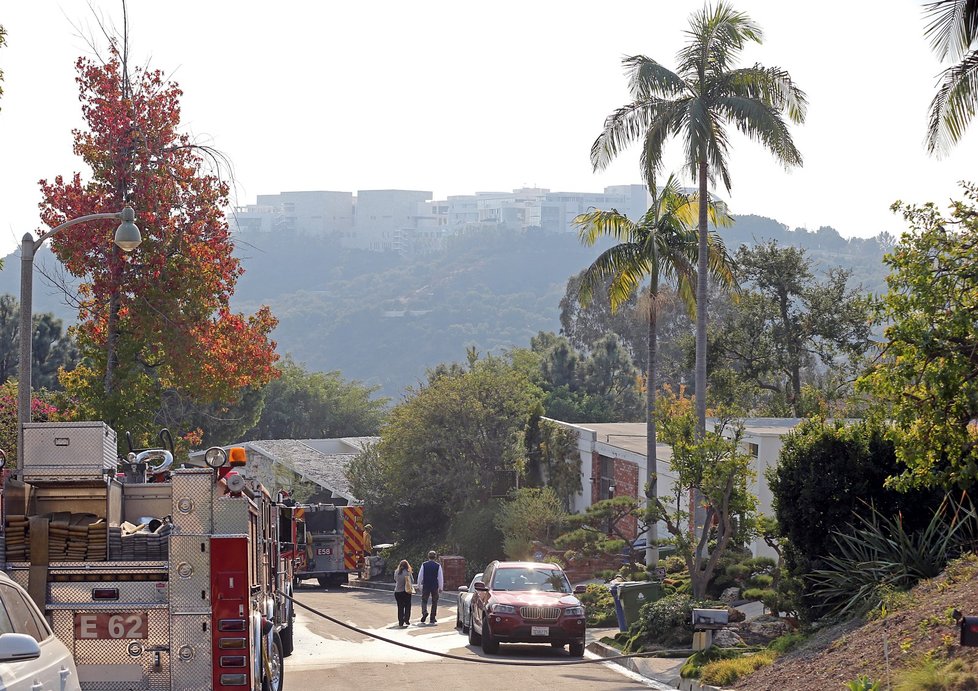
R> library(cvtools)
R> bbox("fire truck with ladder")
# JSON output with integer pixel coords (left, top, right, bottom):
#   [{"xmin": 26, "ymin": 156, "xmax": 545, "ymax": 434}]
[{"xmin": 0, "ymin": 421, "xmax": 299, "ymax": 691}]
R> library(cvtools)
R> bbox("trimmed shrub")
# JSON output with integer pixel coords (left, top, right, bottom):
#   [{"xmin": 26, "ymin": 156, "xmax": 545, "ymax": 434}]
[{"xmin": 579, "ymin": 584, "xmax": 617, "ymax": 627}]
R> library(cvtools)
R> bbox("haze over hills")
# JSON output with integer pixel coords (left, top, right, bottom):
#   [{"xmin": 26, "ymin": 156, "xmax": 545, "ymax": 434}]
[{"xmin": 0, "ymin": 215, "xmax": 891, "ymax": 398}]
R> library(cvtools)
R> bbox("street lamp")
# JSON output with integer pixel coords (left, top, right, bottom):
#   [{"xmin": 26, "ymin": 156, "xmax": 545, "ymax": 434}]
[{"xmin": 17, "ymin": 207, "xmax": 141, "ymax": 470}]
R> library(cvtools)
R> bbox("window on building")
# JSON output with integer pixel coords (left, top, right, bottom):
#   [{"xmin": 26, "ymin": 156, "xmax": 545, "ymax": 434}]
[
  {"xmin": 747, "ymin": 443, "xmax": 759, "ymax": 458},
  {"xmin": 599, "ymin": 457, "xmax": 615, "ymax": 499}
]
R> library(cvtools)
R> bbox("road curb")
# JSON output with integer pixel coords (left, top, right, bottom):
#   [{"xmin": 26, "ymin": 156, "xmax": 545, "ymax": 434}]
[{"xmin": 585, "ymin": 640, "xmax": 736, "ymax": 690}]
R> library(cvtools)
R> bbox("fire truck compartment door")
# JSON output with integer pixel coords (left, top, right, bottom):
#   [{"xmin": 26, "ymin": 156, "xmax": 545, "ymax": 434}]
[{"xmin": 309, "ymin": 536, "xmax": 344, "ymax": 571}]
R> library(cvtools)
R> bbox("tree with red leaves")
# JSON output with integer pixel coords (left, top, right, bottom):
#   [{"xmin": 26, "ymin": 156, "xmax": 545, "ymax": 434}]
[{"xmin": 38, "ymin": 34, "xmax": 278, "ymax": 446}]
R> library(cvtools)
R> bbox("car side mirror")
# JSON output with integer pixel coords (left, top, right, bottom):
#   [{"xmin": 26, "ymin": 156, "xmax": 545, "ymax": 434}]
[
  {"xmin": 458, "ymin": 585, "xmax": 468, "ymax": 592},
  {"xmin": 0, "ymin": 633, "xmax": 41, "ymax": 662},
  {"xmin": 474, "ymin": 581, "xmax": 488, "ymax": 592},
  {"xmin": 574, "ymin": 585, "xmax": 587, "ymax": 594}
]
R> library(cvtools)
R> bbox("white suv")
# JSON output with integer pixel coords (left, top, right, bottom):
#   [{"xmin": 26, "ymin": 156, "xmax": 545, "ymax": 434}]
[{"xmin": 0, "ymin": 571, "xmax": 79, "ymax": 691}]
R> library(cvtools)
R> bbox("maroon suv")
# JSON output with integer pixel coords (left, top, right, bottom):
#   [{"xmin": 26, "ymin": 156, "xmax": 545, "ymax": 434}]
[{"xmin": 468, "ymin": 560, "xmax": 587, "ymax": 656}]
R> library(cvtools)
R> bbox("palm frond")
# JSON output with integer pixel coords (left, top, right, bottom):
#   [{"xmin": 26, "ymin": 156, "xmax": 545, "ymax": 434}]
[
  {"xmin": 639, "ymin": 107, "xmax": 687, "ymax": 190},
  {"xmin": 722, "ymin": 66, "xmax": 808, "ymax": 123},
  {"xmin": 579, "ymin": 243, "xmax": 648, "ymax": 311},
  {"xmin": 678, "ymin": 1, "xmax": 762, "ymax": 79},
  {"xmin": 623, "ymin": 55, "xmax": 688, "ymax": 100},
  {"xmin": 590, "ymin": 99, "xmax": 667, "ymax": 172},
  {"xmin": 924, "ymin": 0, "xmax": 978, "ymax": 62},
  {"xmin": 717, "ymin": 95, "xmax": 803, "ymax": 169},
  {"xmin": 573, "ymin": 208, "xmax": 638, "ymax": 246},
  {"xmin": 925, "ymin": 49, "xmax": 978, "ymax": 156}
]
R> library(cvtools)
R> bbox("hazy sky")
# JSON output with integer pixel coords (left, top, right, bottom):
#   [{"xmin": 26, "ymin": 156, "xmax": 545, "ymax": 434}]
[{"xmin": 1, "ymin": 1, "xmax": 974, "ymax": 257}]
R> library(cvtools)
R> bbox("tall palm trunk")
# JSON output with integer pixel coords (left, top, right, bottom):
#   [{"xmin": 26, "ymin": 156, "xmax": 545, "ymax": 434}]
[
  {"xmin": 645, "ymin": 281, "xmax": 659, "ymax": 567},
  {"xmin": 695, "ymin": 159, "xmax": 709, "ymax": 438},
  {"xmin": 693, "ymin": 158, "xmax": 709, "ymax": 545}
]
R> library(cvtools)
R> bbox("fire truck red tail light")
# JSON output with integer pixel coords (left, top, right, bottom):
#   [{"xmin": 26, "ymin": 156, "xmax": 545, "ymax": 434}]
[
  {"xmin": 219, "ymin": 655, "xmax": 246, "ymax": 667},
  {"xmin": 218, "ymin": 637, "xmax": 246, "ymax": 649},
  {"xmin": 218, "ymin": 619, "xmax": 246, "ymax": 632},
  {"xmin": 220, "ymin": 673, "xmax": 248, "ymax": 686},
  {"xmin": 91, "ymin": 588, "xmax": 119, "ymax": 600}
]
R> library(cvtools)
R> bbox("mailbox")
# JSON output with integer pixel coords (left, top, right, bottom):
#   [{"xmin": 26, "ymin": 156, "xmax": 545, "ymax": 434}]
[
  {"xmin": 692, "ymin": 608, "xmax": 729, "ymax": 630},
  {"xmin": 961, "ymin": 616, "xmax": 978, "ymax": 647}
]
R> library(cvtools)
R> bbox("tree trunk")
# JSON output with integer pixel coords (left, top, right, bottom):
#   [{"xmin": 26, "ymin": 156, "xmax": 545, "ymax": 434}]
[
  {"xmin": 645, "ymin": 281, "xmax": 659, "ymax": 567},
  {"xmin": 104, "ymin": 276, "xmax": 120, "ymax": 398},
  {"xmin": 695, "ymin": 159, "xmax": 709, "ymax": 440}
]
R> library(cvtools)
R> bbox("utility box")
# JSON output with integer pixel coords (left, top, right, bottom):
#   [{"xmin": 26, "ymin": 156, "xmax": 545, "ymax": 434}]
[
  {"xmin": 440, "ymin": 555, "xmax": 466, "ymax": 591},
  {"xmin": 961, "ymin": 616, "xmax": 978, "ymax": 646},
  {"xmin": 22, "ymin": 422, "xmax": 117, "ymax": 480},
  {"xmin": 692, "ymin": 608, "xmax": 729, "ymax": 629}
]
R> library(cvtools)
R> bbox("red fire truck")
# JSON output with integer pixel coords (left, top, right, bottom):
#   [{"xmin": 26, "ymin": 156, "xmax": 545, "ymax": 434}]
[{"xmin": 1, "ymin": 422, "xmax": 296, "ymax": 691}]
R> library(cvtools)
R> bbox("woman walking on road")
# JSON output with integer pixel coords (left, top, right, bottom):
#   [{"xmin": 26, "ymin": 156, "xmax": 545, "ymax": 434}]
[{"xmin": 393, "ymin": 560, "xmax": 414, "ymax": 627}]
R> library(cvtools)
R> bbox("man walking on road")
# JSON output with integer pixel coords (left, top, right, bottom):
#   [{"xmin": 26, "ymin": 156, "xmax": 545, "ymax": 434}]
[{"xmin": 416, "ymin": 550, "xmax": 443, "ymax": 624}]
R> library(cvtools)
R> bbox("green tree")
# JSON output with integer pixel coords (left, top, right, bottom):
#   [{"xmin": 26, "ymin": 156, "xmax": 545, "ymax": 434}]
[
  {"xmin": 559, "ymin": 272, "xmax": 645, "ymax": 365},
  {"xmin": 495, "ymin": 487, "xmax": 568, "ymax": 560},
  {"xmin": 768, "ymin": 419, "xmax": 944, "ymax": 616},
  {"xmin": 247, "ymin": 356, "xmax": 387, "ymax": 440},
  {"xmin": 0, "ymin": 295, "xmax": 78, "ymax": 390},
  {"xmin": 556, "ymin": 496, "xmax": 647, "ymax": 567},
  {"xmin": 859, "ymin": 184, "xmax": 978, "ymax": 489},
  {"xmin": 924, "ymin": 0, "xmax": 978, "ymax": 155},
  {"xmin": 590, "ymin": 2, "xmax": 806, "ymax": 437},
  {"xmin": 711, "ymin": 242, "xmax": 872, "ymax": 416},
  {"xmin": 346, "ymin": 354, "xmax": 542, "ymax": 550},
  {"xmin": 529, "ymin": 333, "xmax": 644, "ymax": 423},
  {"xmin": 523, "ymin": 412, "xmax": 581, "ymax": 509},
  {"xmin": 654, "ymin": 388, "xmax": 758, "ymax": 600},
  {"xmin": 574, "ymin": 175, "xmax": 734, "ymax": 565}
]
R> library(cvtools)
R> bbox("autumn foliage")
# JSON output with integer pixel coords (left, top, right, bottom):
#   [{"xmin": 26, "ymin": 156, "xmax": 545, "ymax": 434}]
[{"xmin": 38, "ymin": 48, "xmax": 277, "ymax": 442}]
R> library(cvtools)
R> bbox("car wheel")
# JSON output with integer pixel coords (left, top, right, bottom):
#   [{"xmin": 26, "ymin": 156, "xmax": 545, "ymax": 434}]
[
  {"xmin": 481, "ymin": 620, "xmax": 499, "ymax": 654},
  {"xmin": 461, "ymin": 606, "xmax": 470, "ymax": 635},
  {"xmin": 569, "ymin": 641, "xmax": 585, "ymax": 657},
  {"xmin": 468, "ymin": 614, "xmax": 481, "ymax": 645},
  {"xmin": 456, "ymin": 608, "xmax": 462, "ymax": 630},
  {"xmin": 317, "ymin": 576, "xmax": 329, "ymax": 589}
]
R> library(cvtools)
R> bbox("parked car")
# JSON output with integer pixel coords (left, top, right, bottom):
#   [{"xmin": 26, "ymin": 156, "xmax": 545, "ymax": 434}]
[
  {"xmin": 0, "ymin": 571, "xmax": 80, "ymax": 691},
  {"xmin": 455, "ymin": 572, "xmax": 483, "ymax": 634},
  {"xmin": 468, "ymin": 561, "xmax": 587, "ymax": 657}
]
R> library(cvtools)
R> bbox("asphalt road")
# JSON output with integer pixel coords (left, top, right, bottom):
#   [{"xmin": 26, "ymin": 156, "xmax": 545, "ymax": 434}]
[{"xmin": 285, "ymin": 583, "xmax": 656, "ymax": 689}]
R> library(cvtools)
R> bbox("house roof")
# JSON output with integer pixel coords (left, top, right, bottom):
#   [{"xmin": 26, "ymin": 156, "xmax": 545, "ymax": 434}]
[{"xmin": 189, "ymin": 437, "xmax": 378, "ymax": 502}]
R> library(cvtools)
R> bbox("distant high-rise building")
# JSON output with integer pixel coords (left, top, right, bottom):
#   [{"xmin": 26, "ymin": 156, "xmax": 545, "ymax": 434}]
[
  {"xmin": 230, "ymin": 183, "xmax": 652, "ymax": 253},
  {"xmin": 231, "ymin": 190, "xmax": 353, "ymax": 236}
]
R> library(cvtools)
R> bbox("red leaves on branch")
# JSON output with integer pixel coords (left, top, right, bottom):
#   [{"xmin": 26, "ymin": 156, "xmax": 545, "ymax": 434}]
[{"xmin": 38, "ymin": 53, "xmax": 278, "ymax": 421}]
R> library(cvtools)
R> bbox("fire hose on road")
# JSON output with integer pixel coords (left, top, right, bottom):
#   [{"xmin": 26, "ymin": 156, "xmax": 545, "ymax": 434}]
[{"xmin": 284, "ymin": 593, "xmax": 675, "ymax": 667}]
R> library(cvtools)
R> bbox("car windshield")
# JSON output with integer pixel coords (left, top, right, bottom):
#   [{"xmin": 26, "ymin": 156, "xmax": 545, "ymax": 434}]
[{"xmin": 491, "ymin": 567, "xmax": 571, "ymax": 593}]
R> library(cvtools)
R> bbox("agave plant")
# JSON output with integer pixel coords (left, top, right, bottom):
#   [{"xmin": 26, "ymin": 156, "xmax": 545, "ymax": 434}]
[{"xmin": 807, "ymin": 493, "xmax": 977, "ymax": 619}]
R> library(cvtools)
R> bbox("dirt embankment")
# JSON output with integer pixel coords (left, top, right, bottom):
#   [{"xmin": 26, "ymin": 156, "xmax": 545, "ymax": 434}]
[{"xmin": 733, "ymin": 555, "xmax": 978, "ymax": 690}]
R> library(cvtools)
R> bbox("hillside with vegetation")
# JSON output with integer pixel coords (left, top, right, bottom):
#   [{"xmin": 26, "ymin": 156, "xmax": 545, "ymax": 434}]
[{"xmin": 0, "ymin": 215, "xmax": 891, "ymax": 398}]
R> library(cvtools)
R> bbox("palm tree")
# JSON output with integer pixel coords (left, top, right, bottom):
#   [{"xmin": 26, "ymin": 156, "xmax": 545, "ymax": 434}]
[
  {"xmin": 924, "ymin": 0, "xmax": 978, "ymax": 155},
  {"xmin": 574, "ymin": 174, "xmax": 734, "ymax": 566},
  {"xmin": 590, "ymin": 2, "xmax": 806, "ymax": 436}
]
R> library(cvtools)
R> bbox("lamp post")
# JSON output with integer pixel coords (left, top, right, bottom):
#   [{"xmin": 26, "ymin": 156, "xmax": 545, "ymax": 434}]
[{"xmin": 17, "ymin": 207, "xmax": 141, "ymax": 471}]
